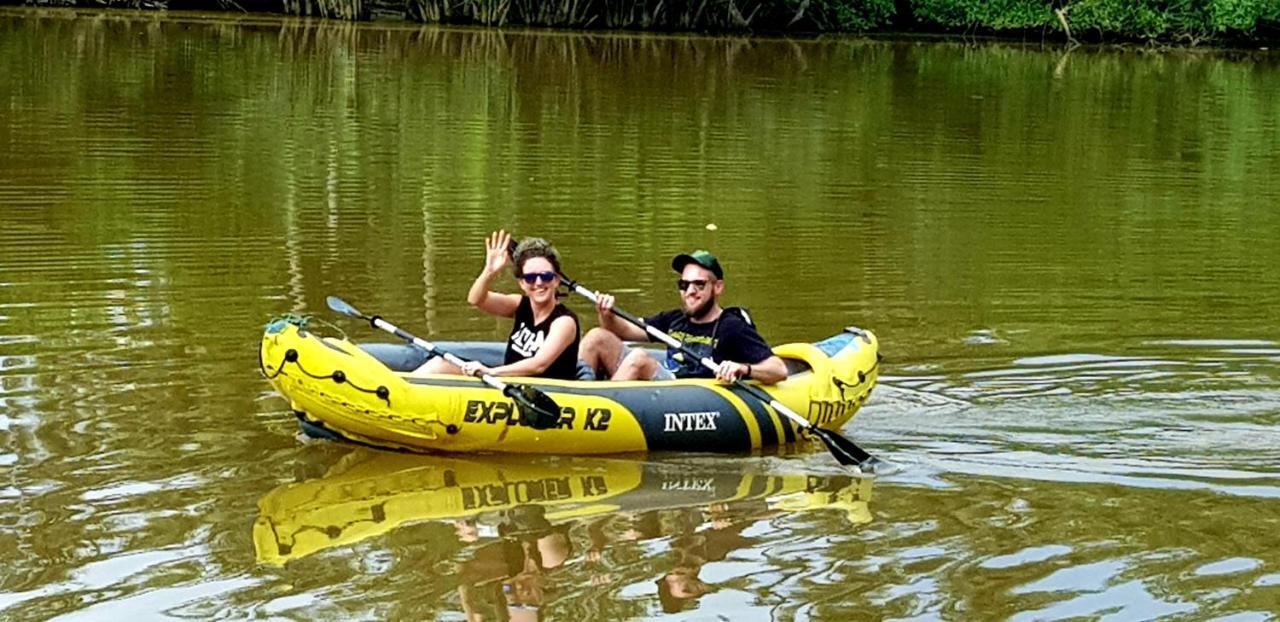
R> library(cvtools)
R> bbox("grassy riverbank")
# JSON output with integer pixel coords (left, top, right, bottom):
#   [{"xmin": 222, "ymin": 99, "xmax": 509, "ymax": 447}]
[{"xmin": 6, "ymin": 0, "xmax": 1279, "ymax": 45}]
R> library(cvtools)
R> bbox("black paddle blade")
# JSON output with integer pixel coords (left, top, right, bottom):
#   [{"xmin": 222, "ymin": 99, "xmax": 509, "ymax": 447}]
[
  {"xmin": 506, "ymin": 384, "xmax": 562, "ymax": 430},
  {"xmin": 326, "ymin": 296, "xmax": 363, "ymax": 319},
  {"xmin": 811, "ymin": 427, "xmax": 879, "ymax": 473}
]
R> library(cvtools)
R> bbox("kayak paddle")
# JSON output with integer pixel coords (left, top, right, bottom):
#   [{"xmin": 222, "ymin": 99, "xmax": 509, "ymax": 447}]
[{"xmin": 326, "ymin": 296, "xmax": 562, "ymax": 430}]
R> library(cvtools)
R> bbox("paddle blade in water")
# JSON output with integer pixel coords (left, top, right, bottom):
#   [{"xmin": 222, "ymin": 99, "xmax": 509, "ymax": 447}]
[
  {"xmin": 507, "ymin": 384, "xmax": 562, "ymax": 430},
  {"xmin": 812, "ymin": 427, "xmax": 877, "ymax": 471}
]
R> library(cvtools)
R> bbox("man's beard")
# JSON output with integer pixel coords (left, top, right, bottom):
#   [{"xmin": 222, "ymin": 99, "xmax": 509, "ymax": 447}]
[{"xmin": 682, "ymin": 296, "xmax": 716, "ymax": 321}]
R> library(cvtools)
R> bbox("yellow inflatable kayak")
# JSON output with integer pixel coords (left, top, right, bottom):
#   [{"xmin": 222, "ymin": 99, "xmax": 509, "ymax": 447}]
[
  {"xmin": 259, "ymin": 316, "xmax": 879, "ymax": 455},
  {"xmin": 254, "ymin": 450, "xmax": 874, "ymax": 565}
]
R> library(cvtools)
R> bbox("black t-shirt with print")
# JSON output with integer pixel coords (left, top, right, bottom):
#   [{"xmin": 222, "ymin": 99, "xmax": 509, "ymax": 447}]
[
  {"xmin": 503, "ymin": 296, "xmax": 581, "ymax": 380},
  {"xmin": 644, "ymin": 307, "xmax": 773, "ymax": 379}
]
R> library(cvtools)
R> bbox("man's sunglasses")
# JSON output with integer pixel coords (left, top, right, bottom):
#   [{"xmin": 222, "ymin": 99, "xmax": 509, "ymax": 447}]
[
  {"xmin": 520, "ymin": 271, "xmax": 558, "ymax": 284},
  {"xmin": 677, "ymin": 279, "xmax": 712, "ymax": 292}
]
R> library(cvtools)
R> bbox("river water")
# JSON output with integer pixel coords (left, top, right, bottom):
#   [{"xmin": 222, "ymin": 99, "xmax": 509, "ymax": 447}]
[{"xmin": 2, "ymin": 9, "xmax": 1279, "ymax": 620}]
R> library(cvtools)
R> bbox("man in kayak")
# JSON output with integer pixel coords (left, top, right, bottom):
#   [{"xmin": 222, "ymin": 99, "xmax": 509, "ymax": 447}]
[{"xmin": 579, "ymin": 250, "xmax": 787, "ymax": 383}]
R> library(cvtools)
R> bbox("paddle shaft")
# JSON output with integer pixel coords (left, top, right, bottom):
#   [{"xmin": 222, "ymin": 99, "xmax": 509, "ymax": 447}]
[{"xmin": 365, "ymin": 314, "xmax": 509, "ymax": 394}]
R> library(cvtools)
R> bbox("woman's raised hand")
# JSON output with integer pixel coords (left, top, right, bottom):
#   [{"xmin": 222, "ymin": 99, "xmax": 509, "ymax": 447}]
[{"xmin": 484, "ymin": 230, "xmax": 512, "ymax": 276}]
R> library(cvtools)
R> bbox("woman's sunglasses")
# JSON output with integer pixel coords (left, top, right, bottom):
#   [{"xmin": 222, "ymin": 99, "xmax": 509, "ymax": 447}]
[
  {"xmin": 677, "ymin": 279, "xmax": 711, "ymax": 292},
  {"xmin": 520, "ymin": 271, "xmax": 558, "ymax": 285}
]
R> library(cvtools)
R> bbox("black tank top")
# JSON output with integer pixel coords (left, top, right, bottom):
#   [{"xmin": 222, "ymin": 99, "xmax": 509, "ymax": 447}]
[{"xmin": 503, "ymin": 296, "xmax": 581, "ymax": 380}]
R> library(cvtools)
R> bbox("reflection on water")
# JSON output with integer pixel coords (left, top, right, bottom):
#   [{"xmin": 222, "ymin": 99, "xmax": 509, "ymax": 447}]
[
  {"xmin": 255, "ymin": 450, "xmax": 871, "ymax": 617},
  {"xmin": 2, "ymin": 8, "xmax": 1279, "ymax": 621}
]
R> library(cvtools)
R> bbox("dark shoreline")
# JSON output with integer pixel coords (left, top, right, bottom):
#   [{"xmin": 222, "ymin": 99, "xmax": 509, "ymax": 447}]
[{"xmin": 2, "ymin": 3, "xmax": 1277, "ymax": 50}]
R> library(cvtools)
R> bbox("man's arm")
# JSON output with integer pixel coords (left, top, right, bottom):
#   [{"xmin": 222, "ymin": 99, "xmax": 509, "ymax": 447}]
[
  {"xmin": 742, "ymin": 355, "xmax": 787, "ymax": 384},
  {"xmin": 716, "ymin": 310, "xmax": 787, "ymax": 384},
  {"xmin": 594, "ymin": 293, "xmax": 653, "ymax": 342}
]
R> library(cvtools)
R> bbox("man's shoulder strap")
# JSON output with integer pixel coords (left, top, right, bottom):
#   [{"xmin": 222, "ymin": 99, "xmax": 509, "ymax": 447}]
[{"xmin": 722, "ymin": 306, "xmax": 755, "ymax": 327}]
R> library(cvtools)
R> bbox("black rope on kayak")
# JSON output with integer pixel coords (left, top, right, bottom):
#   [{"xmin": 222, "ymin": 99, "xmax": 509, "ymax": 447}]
[
  {"xmin": 259, "ymin": 347, "xmax": 276, "ymax": 379},
  {"xmin": 824, "ymin": 328, "xmax": 883, "ymax": 399},
  {"xmin": 259, "ymin": 348, "xmax": 296, "ymax": 380},
  {"xmin": 831, "ymin": 355, "xmax": 882, "ymax": 399},
  {"xmin": 267, "ymin": 349, "xmax": 391, "ymax": 407},
  {"xmin": 261, "ymin": 314, "xmax": 310, "ymax": 380}
]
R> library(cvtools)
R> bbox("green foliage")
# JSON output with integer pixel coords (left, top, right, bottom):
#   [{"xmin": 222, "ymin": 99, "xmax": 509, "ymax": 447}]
[
  {"xmin": 12, "ymin": 0, "xmax": 1278, "ymax": 42},
  {"xmin": 1065, "ymin": 0, "xmax": 1176, "ymax": 40},
  {"xmin": 906, "ymin": 0, "xmax": 1278, "ymax": 42},
  {"xmin": 825, "ymin": 0, "xmax": 897, "ymax": 30},
  {"xmin": 911, "ymin": 0, "xmax": 1054, "ymax": 30},
  {"xmin": 1064, "ymin": 0, "xmax": 1279, "ymax": 41},
  {"xmin": 1208, "ymin": 0, "xmax": 1280, "ymax": 31}
]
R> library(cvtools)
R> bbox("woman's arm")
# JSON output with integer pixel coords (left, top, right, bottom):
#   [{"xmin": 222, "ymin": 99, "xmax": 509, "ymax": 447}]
[
  {"xmin": 468, "ymin": 270, "xmax": 521, "ymax": 318},
  {"xmin": 468, "ymin": 230, "xmax": 521, "ymax": 318}
]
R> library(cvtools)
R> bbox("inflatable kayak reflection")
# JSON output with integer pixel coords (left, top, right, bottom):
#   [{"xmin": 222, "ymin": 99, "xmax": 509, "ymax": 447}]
[
  {"xmin": 259, "ymin": 316, "xmax": 879, "ymax": 455},
  {"xmin": 253, "ymin": 450, "xmax": 874, "ymax": 566}
]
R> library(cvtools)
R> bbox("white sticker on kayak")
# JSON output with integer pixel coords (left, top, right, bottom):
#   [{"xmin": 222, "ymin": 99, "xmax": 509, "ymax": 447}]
[{"xmin": 662, "ymin": 410, "xmax": 720, "ymax": 432}]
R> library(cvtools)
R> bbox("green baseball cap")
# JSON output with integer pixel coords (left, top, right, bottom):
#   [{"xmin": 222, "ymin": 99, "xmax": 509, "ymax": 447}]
[{"xmin": 671, "ymin": 250, "xmax": 724, "ymax": 279}]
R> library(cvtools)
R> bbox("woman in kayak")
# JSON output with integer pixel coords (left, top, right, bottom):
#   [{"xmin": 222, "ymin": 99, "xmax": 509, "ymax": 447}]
[{"xmin": 413, "ymin": 230, "xmax": 581, "ymax": 380}]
